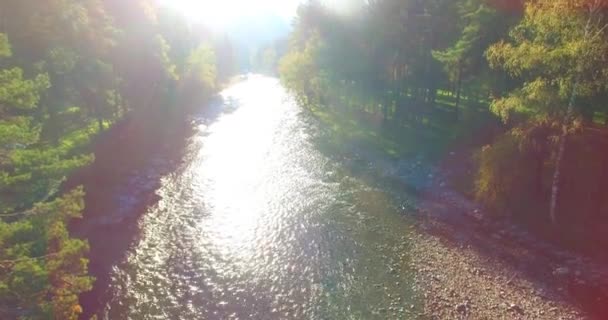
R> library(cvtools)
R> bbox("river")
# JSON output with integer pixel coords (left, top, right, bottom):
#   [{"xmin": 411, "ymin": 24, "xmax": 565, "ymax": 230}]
[{"xmin": 95, "ymin": 76, "xmax": 420, "ymax": 319}]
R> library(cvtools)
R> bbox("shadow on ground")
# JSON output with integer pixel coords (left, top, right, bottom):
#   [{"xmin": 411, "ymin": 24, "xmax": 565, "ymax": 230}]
[{"xmin": 307, "ymin": 106, "xmax": 608, "ymax": 319}]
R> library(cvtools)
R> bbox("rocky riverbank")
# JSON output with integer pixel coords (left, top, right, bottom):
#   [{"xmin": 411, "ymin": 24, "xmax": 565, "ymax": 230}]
[
  {"xmin": 408, "ymin": 230, "xmax": 582, "ymax": 319},
  {"xmin": 339, "ymin": 146, "xmax": 608, "ymax": 319}
]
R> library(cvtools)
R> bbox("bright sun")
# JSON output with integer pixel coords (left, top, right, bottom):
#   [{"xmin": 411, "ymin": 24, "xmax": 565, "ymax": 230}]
[{"xmin": 157, "ymin": 0, "xmax": 301, "ymax": 28}]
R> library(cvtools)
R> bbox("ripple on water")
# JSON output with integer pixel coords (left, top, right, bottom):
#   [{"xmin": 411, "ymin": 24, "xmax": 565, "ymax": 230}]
[{"xmin": 102, "ymin": 76, "xmax": 420, "ymax": 319}]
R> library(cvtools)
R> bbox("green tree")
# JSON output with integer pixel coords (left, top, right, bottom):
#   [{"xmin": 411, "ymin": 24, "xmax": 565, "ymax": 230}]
[
  {"xmin": 0, "ymin": 33, "xmax": 92, "ymax": 320},
  {"xmin": 486, "ymin": 0, "xmax": 608, "ymax": 224},
  {"xmin": 433, "ymin": 0, "xmax": 508, "ymax": 114},
  {"xmin": 0, "ymin": 0, "xmax": 225, "ymax": 316},
  {"xmin": 183, "ymin": 45, "xmax": 217, "ymax": 97}
]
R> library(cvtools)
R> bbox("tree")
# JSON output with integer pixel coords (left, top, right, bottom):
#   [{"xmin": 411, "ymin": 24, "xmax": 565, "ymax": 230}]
[
  {"xmin": 0, "ymin": 0, "xmax": 225, "ymax": 316},
  {"xmin": 183, "ymin": 44, "xmax": 217, "ymax": 98},
  {"xmin": 0, "ymin": 33, "xmax": 51, "ymax": 211},
  {"xmin": 0, "ymin": 33, "xmax": 92, "ymax": 320},
  {"xmin": 433, "ymin": 0, "xmax": 507, "ymax": 114},
  {"xmin": 486, "ymin": 0, "xmax": 608, "ymax": 224}
]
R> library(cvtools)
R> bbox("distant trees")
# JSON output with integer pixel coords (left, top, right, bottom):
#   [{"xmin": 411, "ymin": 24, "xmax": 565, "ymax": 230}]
[
  {"xmin": 280, "ymin": 31, "xmax": 323, "ymax": 106},
  {"xmin": 252, "ymin": 37, "xmax": 288, "ymax": 75},
  {"xmin": 281, "ymin": 0, "xmax": 608, "ymax": 234},
  {"xmin": 280, "ymin": 0, "xmax": 516, "ymax": 118},
  {"xmin": 433, "ymin": 0, "xmax": 511, "ymax": 114},
  {"xmin": 183, "ymin": 45, "xmax": 218, "ymax": 96},
  {"xmin": 0, "ymin": 0, "xmax": 229, "ymax": 318}
]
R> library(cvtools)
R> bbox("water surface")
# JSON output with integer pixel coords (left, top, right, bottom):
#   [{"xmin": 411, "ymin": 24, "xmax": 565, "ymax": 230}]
[{"xmin": 101, "ymin": 76, "xmax": 419, "ymax": 319}]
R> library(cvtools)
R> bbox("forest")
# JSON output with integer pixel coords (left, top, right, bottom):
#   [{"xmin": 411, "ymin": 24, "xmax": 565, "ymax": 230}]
[
  {"xmin": 0, "ymin": 1, "xmax": 237, "ymax": 318},
  {"xmin": 280, "ymin": 0, "xmax": 608, "ymax": 254},
  {"xmin": 1, "ymin": 0, "xmax": 608, "ymax": 318}
]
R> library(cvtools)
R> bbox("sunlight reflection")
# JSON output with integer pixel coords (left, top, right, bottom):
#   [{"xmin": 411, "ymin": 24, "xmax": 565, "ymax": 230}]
[{"xmin": 195, "ymin": 76, "xmax": 288, "ymax": 258}]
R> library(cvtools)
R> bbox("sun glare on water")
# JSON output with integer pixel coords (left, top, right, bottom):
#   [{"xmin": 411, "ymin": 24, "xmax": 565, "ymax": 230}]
[{"xmin": 157, "ymin": 0, "xmax": 301, "ymax": 28}]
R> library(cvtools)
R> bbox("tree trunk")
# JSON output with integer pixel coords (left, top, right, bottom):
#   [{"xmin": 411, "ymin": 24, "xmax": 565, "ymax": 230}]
[
  {"xmin": 548, "ymin": 5, "xmax": 598, "ymax": 224},
  {"xmin": 454, "ymin": 61, "xmax": 463, "ymax": 119},
  {"xmin": 549, "ymin": 129, "xmax": 567, "ymax": 225},
  {"xmin": 97, "ymin": 117, "xmax": 104, "ymax": 132},
  {"xmin": 550, "ymin": 80, "xmax": 579, "ymax": 225},
  {"xmin": 535, "ymin": 148, "xmax": 544, "ymax": 198}
]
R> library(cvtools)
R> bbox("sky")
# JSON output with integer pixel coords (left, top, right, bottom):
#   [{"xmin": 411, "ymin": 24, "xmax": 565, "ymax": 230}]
[{"xmin": 157, "ymin": 0, "xmax": 303, "ymax": 28}]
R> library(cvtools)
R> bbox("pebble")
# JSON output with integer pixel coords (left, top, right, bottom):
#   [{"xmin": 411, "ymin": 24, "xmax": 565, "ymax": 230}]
[
  {"xmin": 455, "ymin": 303, "xmax": 468, "ymax": 313},
  {"xmin": 388, "ymin": 158, "xmax": 589, "ymax": 320},
  {"xmin": 508, "ymin": 303, "xmax": 525, "ymax": 315}
]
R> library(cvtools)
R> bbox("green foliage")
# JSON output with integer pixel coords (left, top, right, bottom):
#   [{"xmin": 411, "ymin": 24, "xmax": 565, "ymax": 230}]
[
  {"xmin": 155, "ymin": 35, "xmax": 179, "ymax": 81},
  {"xmin": 280, "ymin": 32, "xmax": 324, "ymax": 104},
  {"xmin": 0, "ymin": 188, "xmax": 92, "ymax": 320},
  {"xmin": 475, "ymin": 122, "xmax": 557, "ymax": 215},
  {"xmin": 281, "ymin": 0, "xmax": 608, "ymax": 232},
  {"xmin": 0, "ymin": 34, "xmax": 11, "ymax": 58},
  {"xmin": 0, "ymin": 69, "xmax": 50, "ymax": 111},
  {"xmin": 487, "ymin": 0, "xmax": 608, "ymax": 122},
  {"xmin": 281, "ymin": 0, "xmax": 516, "ymax": 119},
  {"xmin": 0, "ymin": 0, "xmax": 228, "ymax": 317},
  {"xmin": 478, "ymin": 0, "xmax": 608, "ymax": 225},
  {"xmin": 433, "ymin": 0, "xmax": 510, "ymax": 110},
  {"xmin": 185, "ymin": 45, "xmax": 217, "ymax": 92},
  {"xmin": 0, "ymin": 118, "xmax": 39, "ymax": 147}
]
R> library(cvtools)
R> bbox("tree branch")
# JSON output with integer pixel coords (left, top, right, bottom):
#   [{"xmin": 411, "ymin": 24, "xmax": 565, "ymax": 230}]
[
  {"xmin": 0, "ymin": 253, "xmax": 59, "ymax": 267},
  {"xmin": 0, "ymin": 209, "xmax": 37, "ymax": 218}
]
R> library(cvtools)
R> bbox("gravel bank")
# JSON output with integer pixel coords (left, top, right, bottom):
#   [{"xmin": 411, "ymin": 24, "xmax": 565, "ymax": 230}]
[
  {"xmin": 408, "ymin": 229, "xmax": 583, "ymax": 320},
  {"xmin": 340, "ymin": 148, "xmax": 607, "ymax": 319}
]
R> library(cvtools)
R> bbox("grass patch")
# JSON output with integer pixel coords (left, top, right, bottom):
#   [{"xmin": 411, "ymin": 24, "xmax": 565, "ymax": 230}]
[{"xmin": 307, "ymin": 95, "xmax": 498, "ymax": 165}]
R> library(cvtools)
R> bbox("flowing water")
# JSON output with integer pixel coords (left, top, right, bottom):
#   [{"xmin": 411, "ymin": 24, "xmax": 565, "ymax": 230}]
[{"xmin": 100, "ymin": 76, "xmax": 419, "ymax": 319}]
